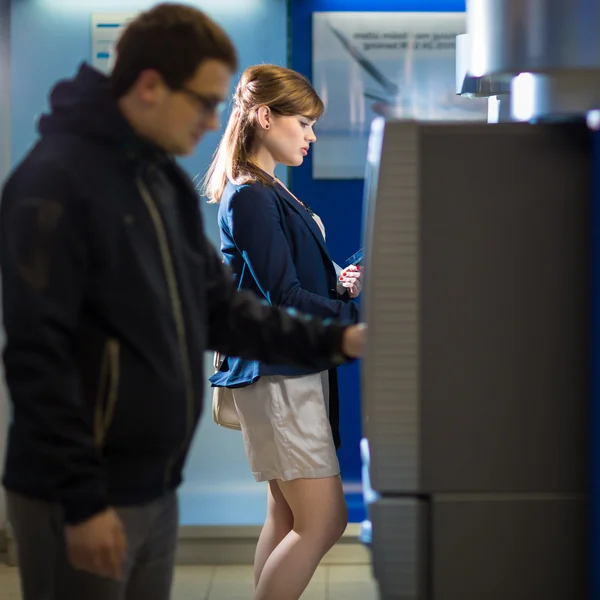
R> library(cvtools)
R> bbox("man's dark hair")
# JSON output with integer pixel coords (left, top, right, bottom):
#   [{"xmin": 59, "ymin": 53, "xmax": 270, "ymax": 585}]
[{"xmin": 110, "ymin": 3, "xmax": 238, "ymax": 97}]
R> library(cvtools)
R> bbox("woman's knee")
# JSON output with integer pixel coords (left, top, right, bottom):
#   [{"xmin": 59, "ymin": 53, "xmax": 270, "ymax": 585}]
[
  {"xmin": 295, "ymin": 506, "xmax": 346, "ymax": 553},
  {"xmin": 337, "ymin": 502, "xmax": 349, "ymax": 536},
  {"xmin": 328, "ymin": 499, "xmax": 349, "ymax": 543},
  {"xmin": 277, "ymin": 475, "xmax": 347, "ymax": 540}
]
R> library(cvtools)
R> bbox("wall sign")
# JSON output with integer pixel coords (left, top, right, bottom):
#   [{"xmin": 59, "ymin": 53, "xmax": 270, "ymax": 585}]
[
  {"xmin": 91, "ymin": 13, "xmax": 137, "ymax": 74},
  {"xmin": 312, "ymin": 12, "xmax": 486, "ymax": 179}
]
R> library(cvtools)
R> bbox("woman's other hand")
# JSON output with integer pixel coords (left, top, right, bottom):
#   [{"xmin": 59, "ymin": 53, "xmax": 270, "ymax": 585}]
[{"xmin": 339, "ymin": 265, "xmax": 362, "ymax": 298}]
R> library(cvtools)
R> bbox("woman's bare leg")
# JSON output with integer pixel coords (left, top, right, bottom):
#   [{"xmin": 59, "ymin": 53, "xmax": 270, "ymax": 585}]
[
  {"xmin": 253, "ymin": 480, "xmax": 294, "ymax": 587},
  {"xmin": 254, "ymin": 475, "xmax": 347, "ymax": 600}
]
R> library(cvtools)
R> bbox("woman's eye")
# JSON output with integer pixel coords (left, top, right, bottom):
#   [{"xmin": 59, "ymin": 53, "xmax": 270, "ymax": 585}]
[{"xmin": 301, "ymin": 122, "xmax": 310, "ymax": 128}]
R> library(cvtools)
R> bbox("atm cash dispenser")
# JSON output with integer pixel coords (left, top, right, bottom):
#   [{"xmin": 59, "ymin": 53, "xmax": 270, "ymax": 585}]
[
  {"xmin": 361, "ymin": 117, "xmax": 590, "ymax": 600},
  {"xmin": 359, "ymin": 1, "xmax": 600, "ymax": 599}
]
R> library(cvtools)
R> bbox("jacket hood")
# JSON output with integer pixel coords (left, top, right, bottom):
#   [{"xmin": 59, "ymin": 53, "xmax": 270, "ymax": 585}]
[{"xmin": 38, "ymin": 63, "xmax": 137, "ymax": 145}]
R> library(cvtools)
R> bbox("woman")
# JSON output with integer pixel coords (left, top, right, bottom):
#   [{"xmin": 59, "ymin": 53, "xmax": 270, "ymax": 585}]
[{"xmin": 203, "ymin": 64, "xmax": 362, "ymax": 600}]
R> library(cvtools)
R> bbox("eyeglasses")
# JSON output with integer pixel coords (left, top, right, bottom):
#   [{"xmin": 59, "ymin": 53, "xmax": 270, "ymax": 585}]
[{"xmin": 179, "ymin": 87, "xmax": 227, "ymax": 117}]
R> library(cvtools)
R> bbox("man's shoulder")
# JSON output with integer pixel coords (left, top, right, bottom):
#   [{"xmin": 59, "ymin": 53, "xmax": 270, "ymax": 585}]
[
  {"xmin": 2, "ymin": 136, "xmax": 118, "ymax": 215},
  {"xmin": 10, "ymin": 134, "xmax": 90, "ymax": 176},
  {"xmin": 3, "ymin": 147, "xmax": 69, "ymax": 198}
]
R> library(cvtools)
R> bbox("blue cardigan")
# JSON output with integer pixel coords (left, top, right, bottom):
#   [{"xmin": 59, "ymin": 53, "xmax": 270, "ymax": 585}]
[{"xmin": 210, "ymin": 179, "xmax": 360, "ymax": 389}]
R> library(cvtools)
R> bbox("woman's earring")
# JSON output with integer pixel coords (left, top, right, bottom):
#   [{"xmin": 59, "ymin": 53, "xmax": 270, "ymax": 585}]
[{"xmin": 265, "ymin": 125, "xmax": 270, "ymax": 129}]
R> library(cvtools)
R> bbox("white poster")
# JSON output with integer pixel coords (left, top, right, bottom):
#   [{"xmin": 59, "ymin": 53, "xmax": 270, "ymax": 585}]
[
  {"xmin": 91, "ymin": 13, "xmax": 137, "ymax": 74},
  {"xmin": 312, "ymin": 12, "xmax": 487, "ymax": 179}
]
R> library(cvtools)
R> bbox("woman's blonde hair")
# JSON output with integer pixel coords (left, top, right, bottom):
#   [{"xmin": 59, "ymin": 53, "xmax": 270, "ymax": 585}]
[{"xmin": 202, "ymin": 64, "xmax": 324, "ymax": 203}]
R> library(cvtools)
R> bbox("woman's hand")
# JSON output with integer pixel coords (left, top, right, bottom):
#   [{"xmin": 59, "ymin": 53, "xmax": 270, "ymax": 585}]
[{"xmin": 339, "ymin": 264, "xmax": 362, "ymax": 299}]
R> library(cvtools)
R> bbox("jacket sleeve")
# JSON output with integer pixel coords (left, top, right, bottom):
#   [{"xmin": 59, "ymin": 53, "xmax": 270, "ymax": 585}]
[
  {"xmin": 0, "ymin": 164, "xmax": 108, "ymax": 525},
  {"xmin": 225, "ymin": 185, "xmax": 360, "ymax": 322},
  {"xmin": 203, "ymin": 239, "xmax": 351, "ymax": 369}
]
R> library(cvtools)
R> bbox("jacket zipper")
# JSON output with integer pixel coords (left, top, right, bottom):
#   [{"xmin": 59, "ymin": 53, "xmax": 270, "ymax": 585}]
[
  {"xmin": 94, "ymin": 338, "xmax": 120, "ymax": 449},
  {"xmin": 136, "ymin": 177, "xmax": 196, "ymax": 486}
]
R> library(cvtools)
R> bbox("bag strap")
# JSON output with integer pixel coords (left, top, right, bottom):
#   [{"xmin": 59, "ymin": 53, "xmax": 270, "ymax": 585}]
[{"xmin": 213, "ymin": 352, "xmax": 226, "ymax": 372}]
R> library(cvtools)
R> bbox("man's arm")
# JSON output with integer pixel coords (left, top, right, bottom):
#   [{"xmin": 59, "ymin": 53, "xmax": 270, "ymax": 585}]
[
  {"xmin": 0, "ymin": 164, "xmax": 108, "ymax": 524},
  {"xmin": 203, "ymin": 237, "xmax": 358, "ymax": 367}
]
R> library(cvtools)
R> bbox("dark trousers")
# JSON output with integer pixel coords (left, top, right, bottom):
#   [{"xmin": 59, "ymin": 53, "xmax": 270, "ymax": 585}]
[{"xmin": 6, "ymin": 491, "xmax": 178, "ymax": 600}]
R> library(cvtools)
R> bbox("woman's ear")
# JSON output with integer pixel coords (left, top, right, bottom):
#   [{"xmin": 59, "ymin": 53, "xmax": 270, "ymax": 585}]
[{"xmin": 256, "ymin": 105, "xmax": 272, "ymax": 131}]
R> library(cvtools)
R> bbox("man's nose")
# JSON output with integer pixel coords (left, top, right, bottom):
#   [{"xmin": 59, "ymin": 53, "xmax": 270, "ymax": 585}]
[{"xmin": 206, "ymin": 112, "xmax": 220, "ymax": 132}]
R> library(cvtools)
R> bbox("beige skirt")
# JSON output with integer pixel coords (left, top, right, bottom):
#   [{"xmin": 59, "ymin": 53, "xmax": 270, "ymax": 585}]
[{"xmin": 231, "ymin": 371, "xmax": 340, "ymax": 482}]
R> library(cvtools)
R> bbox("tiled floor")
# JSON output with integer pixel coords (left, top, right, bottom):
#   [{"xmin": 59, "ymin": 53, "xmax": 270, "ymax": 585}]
[{"xmin": 0, "ymin": 563, "xmax": 378, "ymax": 600}]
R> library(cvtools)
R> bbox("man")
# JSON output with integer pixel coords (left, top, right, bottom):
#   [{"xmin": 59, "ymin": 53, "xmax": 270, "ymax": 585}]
[{"xmin": 0, "ymin": 5, "xmax": 365, "ymax": 600}]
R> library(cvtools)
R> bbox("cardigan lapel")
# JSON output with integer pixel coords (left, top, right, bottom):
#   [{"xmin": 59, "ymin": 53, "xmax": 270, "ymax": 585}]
[{"xmin": 273, "ymin": 182, "xmax": 332, "ymax": 261}]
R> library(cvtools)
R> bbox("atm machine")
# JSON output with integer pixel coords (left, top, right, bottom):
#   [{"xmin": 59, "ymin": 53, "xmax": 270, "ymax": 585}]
[{"xmin": 360, "ymin": 1, "xmax": 600, "ymax": 599}]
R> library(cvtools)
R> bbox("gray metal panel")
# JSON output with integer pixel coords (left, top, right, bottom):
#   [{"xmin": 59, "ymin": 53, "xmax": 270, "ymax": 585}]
[
  {"xmin": 370, "ymin": 498, "xmax": 428, "ymax": 600},
  {"xmin": 419, "ymin": 123, "xmax": 590, "ymax": 493},
  {"xmin": 467, "ymin": 0, "xmax": 600, "ymax": 117},
  {"xmin": 362, "ymin": 120, "xmax": 422, "ymax": 493},
  {"xmin": 432, "ymin": 495, "xmax": 588, "ymax": 600},
  {"xmin": 455, "ymin": 33, "xmax": 511, "ymax": 98},
  {"xmin": 363, "ymin": 121, "xmax": 590, "ymax": 495},
  {"xmin": 467, "ymin": 0, "xmax": 600, "ymax": 75}
]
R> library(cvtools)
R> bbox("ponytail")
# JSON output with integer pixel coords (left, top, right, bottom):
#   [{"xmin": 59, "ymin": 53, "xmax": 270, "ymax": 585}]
[{"xmin": 202, "ymin": 105, "xmax": 273, "ymax": 203}]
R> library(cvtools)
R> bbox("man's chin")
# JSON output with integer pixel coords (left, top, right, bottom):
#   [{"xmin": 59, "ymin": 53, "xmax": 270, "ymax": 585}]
[{"xmin": 172, "ymin": 143, "xmax": 197, "ymax": 157}]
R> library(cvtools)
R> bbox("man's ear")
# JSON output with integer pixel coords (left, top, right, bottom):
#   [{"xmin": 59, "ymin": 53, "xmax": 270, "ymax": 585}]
[{"xmin": 133, "ymin": 69, "xmax": 166, "ymax": 105}]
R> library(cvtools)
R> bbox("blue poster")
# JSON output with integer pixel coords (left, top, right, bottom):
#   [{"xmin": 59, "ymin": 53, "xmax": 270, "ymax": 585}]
[{"xmin": 312, "ymin": 12, "xmax": 487, "ymax": 179}]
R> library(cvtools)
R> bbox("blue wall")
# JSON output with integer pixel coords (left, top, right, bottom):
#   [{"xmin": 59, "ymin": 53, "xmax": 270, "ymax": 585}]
[
  {"xmin": 9, "ymin": 0, "xmax": 288, "ymax": 526},
  {"xmin": 290, "ymin": 0, "xmax": 467, "ymax": 522},
  {"xmin": 0, "ymin": 0, "xmax": 9, "ymax": 181}
]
